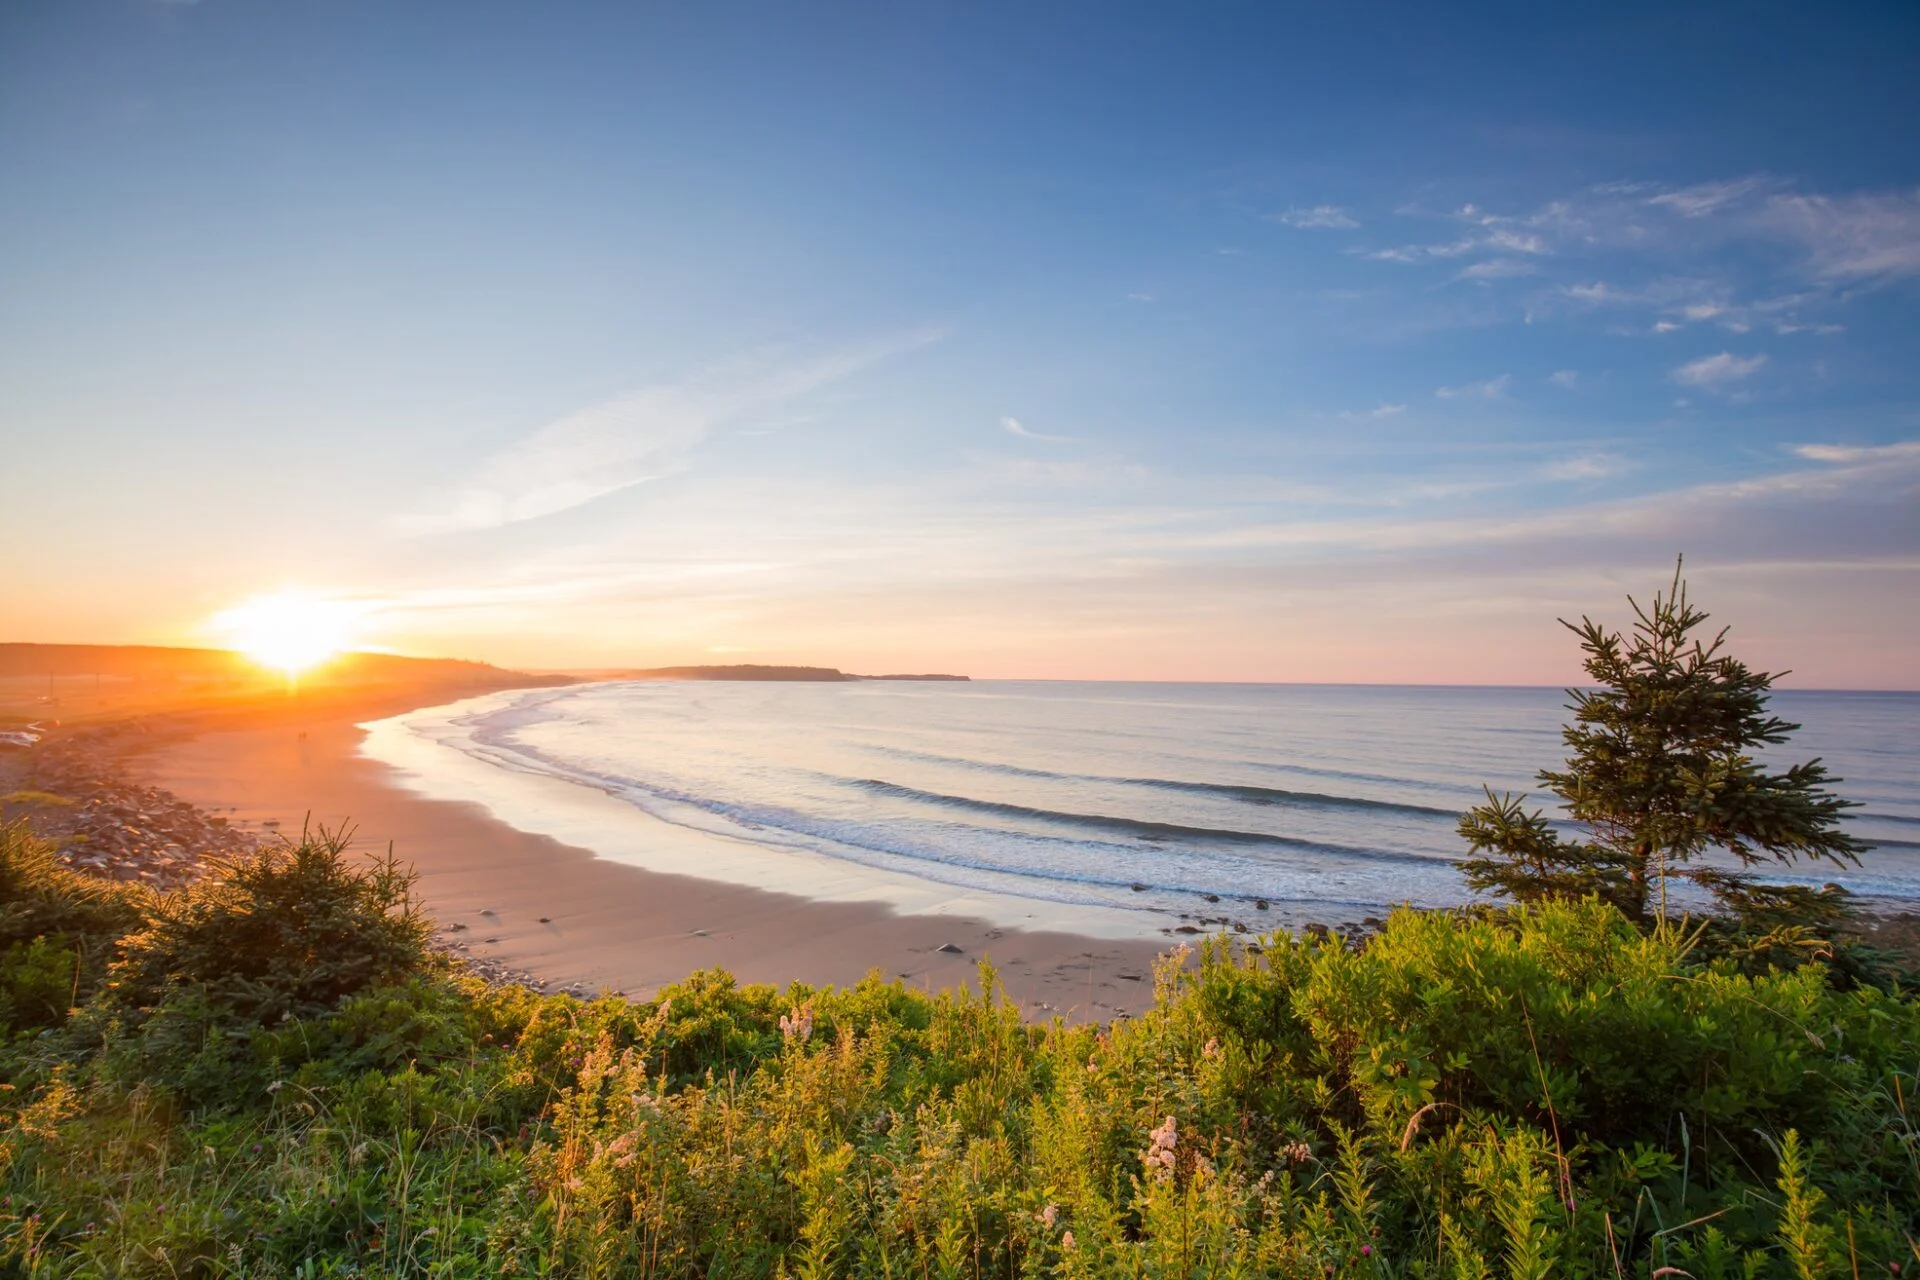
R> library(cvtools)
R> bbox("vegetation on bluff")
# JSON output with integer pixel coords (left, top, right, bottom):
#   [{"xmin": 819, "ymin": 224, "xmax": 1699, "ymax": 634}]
[{"xmin": 1, "ymin": 818, "xmax": 1915, "ymax": 1278}]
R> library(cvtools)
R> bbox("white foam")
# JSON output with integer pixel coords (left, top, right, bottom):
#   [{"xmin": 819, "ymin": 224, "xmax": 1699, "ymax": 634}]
[{"xmin": 359, "ymin": 690, "xmax": 1163, "ymax": 940}]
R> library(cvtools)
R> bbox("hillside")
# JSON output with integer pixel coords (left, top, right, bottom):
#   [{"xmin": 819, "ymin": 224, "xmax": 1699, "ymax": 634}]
[{"xmin": 0, "ymin": 643, "xmax": 516, "ymax": 685}]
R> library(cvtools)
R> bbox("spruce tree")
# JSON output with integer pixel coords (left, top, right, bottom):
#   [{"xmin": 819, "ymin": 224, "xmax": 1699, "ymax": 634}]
[{"xmin": 1457, "ymin": 561, "xmax": 1867, "ymax": 928}]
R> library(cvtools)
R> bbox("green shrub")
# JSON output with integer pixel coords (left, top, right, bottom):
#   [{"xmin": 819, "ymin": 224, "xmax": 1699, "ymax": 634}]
[
  {"xmin": 0, "ymin": 937, "xmax": 79, "ymax": 1035},
  {"xmin": 106, "ymin": 826, "xmax": 433, "ymax": 1024},
  {"xmin": 0, "ymin": 820, "xmax": 142, "ymax": 1024}
]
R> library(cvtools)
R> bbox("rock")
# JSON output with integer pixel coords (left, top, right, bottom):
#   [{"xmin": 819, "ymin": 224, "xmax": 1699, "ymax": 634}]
[
  {"xmin": 935, "ymin": 942, "xmax": 964, "ymax": 954},
  {"xmin": 1131, "ymin": 883, "xmax": 1149, "ymax": 892},
  {"xmin": 1254, "ymin": 899, "xmax": 1269, "ymax": 910},
  {"xmin": 1204, "ymin": 893, "xmax": 1220, "ymax": 903}
]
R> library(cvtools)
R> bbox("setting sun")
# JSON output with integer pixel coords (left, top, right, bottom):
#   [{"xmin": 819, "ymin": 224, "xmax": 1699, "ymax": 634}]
[{"xmin": 213, "ymin": 591, "xmax": 362, "ymax": 678}]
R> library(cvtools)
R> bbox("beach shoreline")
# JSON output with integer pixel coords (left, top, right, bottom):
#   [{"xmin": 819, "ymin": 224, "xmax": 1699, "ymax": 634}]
[{"xmin": 120, "ymin": 689, "xmax": 1173, "ymax": 1020}]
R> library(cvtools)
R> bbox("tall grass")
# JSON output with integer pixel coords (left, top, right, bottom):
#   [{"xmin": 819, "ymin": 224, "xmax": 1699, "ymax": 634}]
[{"xmin": 0, "ymin": 818, "xmax": 1915, "ymax": 1277}]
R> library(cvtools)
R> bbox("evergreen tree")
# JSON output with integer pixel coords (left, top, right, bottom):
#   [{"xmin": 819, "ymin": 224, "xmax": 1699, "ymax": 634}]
[{"xmin": 1458, "ymin": 561, "xmax": 1867, "ymax": 928}]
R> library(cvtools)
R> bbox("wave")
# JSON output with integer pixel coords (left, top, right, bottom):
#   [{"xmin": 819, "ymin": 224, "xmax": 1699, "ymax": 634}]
[
  {"xmin": 1127, "ymin": 776, "xmax": 1458, "ymax": 817},
  {"xmin": 862, "ymin": 746, "xmax": 1458, "ymax": 818},
  {"xmin": 1857, "ymin": 811, "xmax": 1920, "ymax": 827},
  {"xmin": 855, "ymin": 779, "xmax": 1435, "ymax": 866}
]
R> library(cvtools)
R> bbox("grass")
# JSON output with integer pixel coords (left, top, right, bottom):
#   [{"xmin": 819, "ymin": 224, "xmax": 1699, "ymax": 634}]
[
  {"xmin": 0, "ymin": 818, "xmax": 1916, "ymax": 1278},
  {"xmin": 0, "ymin": 796, "xmax": 71, "ymax": 811}
]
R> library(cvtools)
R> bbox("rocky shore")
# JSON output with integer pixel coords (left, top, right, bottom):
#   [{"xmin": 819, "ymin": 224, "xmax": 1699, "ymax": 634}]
[
  {"xmin": 0, "ymin": 723, "xmax": 599, "ymax": 995},
  {"xmin": 1, "ymin": 720, "xmax": 258, "ymax": 889}
]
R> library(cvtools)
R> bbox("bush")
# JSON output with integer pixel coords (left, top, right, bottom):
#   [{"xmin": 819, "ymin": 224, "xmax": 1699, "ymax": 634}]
[
  {"xmin": 0, "ymin": 821, "xmax": 142, "ymax": 1027},
  {"xmin": 106, "ymin": 826, "xmax": 433, "ymax": 1024}
]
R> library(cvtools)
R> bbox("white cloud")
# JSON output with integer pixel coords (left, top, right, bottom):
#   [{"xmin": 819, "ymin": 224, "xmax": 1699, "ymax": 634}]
[
  {"xmin": 1647, "ymin": 176, "xmax": 1770, "ymax": 218},
  {"xmin": 1001, "ymin": 416, "xmax": 1085, "ymax": 444},
  {"xmin": 1542, "ymin": 452, "xmax": 1630, "ymax": 481},
  {"xmin": 395, "ymin": 333, "xmax": 939, "ymax": 535},
  {"xmin": 1339, "ymin": 403, "xmax": 1408, "ymax": 420},
  {"xmin": 1456, "ymin": 257, "xmax": 1537, "ymax": 281},
  {"xmin": 1435, "ymin": 374, "xmax": 1512, "ymax": 400},
  {"xmin": 1792, "ymin": 440, "xmax": 1920, "ymax": 465},
  {"xmin": 1484, "ymin": 228, "xmax": 1550, "ymax": 254},
  {"xmin": 1563, "ymin": 281, "xmax": 1632, "ymax": 304},
  {"xmin": 1757, "ymin": 189, "xmax": 1920, "ymax": 281},
  {"xmin": 1125, "ymin": 292, "xmax": 1156, "ymax": 302},
  {"xmin": 1549, "ymin": 370, "xmax": 1579, "ymax": 388},
  {"xmin": 1276, "ymin": 205, "xmax": 1359, "ymax": 230},
  {"xmin": 1673, "ymin": 352, "xmax": 1768, "ymax": 389}
]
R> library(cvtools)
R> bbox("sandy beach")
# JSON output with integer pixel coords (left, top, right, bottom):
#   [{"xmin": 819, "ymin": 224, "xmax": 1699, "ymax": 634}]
[{"xmin": 127, "ymin": 692, "xmax": 1173, "ymax": 1021}]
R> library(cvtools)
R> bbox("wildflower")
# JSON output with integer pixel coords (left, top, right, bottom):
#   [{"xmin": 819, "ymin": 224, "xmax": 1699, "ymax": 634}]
[
  {"xmin": 1361, "ymin": 1244, "xmax": 1372, "ymax": 1256},
  {"xmin": 1144, "ymin": 1115, "xmax": 1178, "ymax": 1179},
  {"xmin": 1280, "ymin": 1141, "xmax": 1313, "ymax": 1166},
  {"xmin": 1202, "ymin": 1037, "xmax": 1219, "ymax": 1059},
  {"xmin": 1040, "ymin": 1203, "xmax": 1058, "ymax": 1229},
  {"xmin": 1061, "ymin": 1230, "xmax": 1076, "ymax": 1251},
  {"xmin": 779, "ymin": 1001, "xmax": 814, "ymax": 1043}
]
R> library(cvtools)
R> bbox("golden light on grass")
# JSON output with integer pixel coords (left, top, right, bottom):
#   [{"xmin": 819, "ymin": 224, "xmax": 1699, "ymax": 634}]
[{"xmin": 213, "ymin": 590, "xmax": 363, "ymax": 679}]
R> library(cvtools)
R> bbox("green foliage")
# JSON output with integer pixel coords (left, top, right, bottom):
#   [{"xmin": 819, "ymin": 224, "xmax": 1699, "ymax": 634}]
[
  {"xmin": 1, "ymin": 863, "xmax": 1914, "ymax": 1277},
  {"xmin": 106, "ymin": 825, "xmax": 434, "ymax": 1025},
  {"xmin": 0, "ymin": 821, "xmax": 143, "ymax": 1032},
  {"xmin": 1459, "ymin": 561, "xmax": 1867, "ymax": 938}
]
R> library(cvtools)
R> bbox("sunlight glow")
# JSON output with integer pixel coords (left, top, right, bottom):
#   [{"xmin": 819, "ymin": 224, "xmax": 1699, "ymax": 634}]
[{"xmin": 213, "ymin": 591, "xmax": 364, "ymax": 678}]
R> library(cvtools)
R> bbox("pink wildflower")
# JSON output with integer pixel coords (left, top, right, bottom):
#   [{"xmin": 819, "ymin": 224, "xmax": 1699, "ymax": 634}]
[
  {"xmin": 1144, "ymin": 1115, "xmax": 1179, "ymax": 1179},
  {"xmin": 778, "ymin": 1001, "xmax": 814, "ymax": 1043}
]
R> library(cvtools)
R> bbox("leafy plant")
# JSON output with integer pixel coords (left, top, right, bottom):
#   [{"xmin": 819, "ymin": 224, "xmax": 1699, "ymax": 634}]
[{"xmin": 106, "ymin": 824, "xmax": 433, "ymax": 1024}]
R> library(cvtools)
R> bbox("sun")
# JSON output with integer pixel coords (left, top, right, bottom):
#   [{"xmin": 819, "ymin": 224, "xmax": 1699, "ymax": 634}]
[{"xmin": 213, "ymin": 590, "xmax": 362, "ymax": 679}]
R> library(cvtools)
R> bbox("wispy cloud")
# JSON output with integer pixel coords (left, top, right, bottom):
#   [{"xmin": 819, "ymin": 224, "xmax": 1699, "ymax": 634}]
[
  {"xmin": 1001, "ymin": 416, "xmax": 1085, "ymax": 444},
  {"xmin": 1548, "ymin": 370, "xmax": 1579, "ymax": 388},
  {"xmin": 1673, "ymin": 351, "xmax": 1767, "ymax": 389},
  {"xmin": 1275, "ymin": 205, "xmax": 1359, "ymax": 230},
  {"xmin": 1455, "ymin": 257, "xmax": 1537, "ymax": 282},
  {"xmin": 1338, "ymin": 403, "xmax": 1408, "ymax": 421},
  {"xmin": 395, "ymin": 332, "xmax": 940, "ymax": 536},
  {"xmin": 1758, "ymin": 189, "xmax": 1920, "ymax": 281},
  {"xmin": 1647, "ymin": 176, "xmax": 1771, "ymax": 218},
  {"xmin": 1793, "ymin": 440, "xmax": 1920, "ymax": 465},
  {"xmin": 1541, "ymin": 452, "xmax": 1631, "ymax": 481},
  {"xmin": 1434, "ymin": 374, "xmax": 1512, "ymax": 400}
]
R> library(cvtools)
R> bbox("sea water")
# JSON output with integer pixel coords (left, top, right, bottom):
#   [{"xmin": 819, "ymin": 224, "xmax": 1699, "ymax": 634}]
[{"xmin": 361, "ymin": 681, "xmax": 1920, "ymax": 938}]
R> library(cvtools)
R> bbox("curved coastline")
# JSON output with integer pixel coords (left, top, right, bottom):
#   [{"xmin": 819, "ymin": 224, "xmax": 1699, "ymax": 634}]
[{"xmin": 359, "ymin": 688, "xmax": 1176, "ymax": 941}]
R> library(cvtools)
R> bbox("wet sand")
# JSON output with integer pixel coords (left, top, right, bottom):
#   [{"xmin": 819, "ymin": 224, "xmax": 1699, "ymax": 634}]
[{"xmin": 134, "ymin": 702, "xmax": 1173, "ymax": 1021}]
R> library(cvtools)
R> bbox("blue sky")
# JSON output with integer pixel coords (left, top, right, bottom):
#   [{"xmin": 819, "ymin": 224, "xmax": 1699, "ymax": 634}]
[{"xmin": 3, "ymin": 1, "xmax": 1917, "ymax": 685}]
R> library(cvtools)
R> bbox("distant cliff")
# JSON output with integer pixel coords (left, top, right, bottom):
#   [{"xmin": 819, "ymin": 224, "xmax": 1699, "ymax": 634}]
[{"xmin": 0, "ymin": 643, "xmax": 556, "ymax": 690}]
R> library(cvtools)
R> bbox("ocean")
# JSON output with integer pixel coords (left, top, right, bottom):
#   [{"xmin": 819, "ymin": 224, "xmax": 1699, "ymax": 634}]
[{"xmin": 362, "ymin": 680, "xmax": 1920, "ymax": 939}]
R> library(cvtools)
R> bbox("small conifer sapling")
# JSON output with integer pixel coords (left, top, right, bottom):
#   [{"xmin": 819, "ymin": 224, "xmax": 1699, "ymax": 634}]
[{"xmin": 1457, "ymin": 560, "xmax": 1867, "ymax": 929}]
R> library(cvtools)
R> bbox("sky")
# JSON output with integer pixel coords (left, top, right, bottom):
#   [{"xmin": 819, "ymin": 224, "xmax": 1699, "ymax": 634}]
[{"xmin": 3, "ymin": 1, "xmax": 1917, "ymax": 687}]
